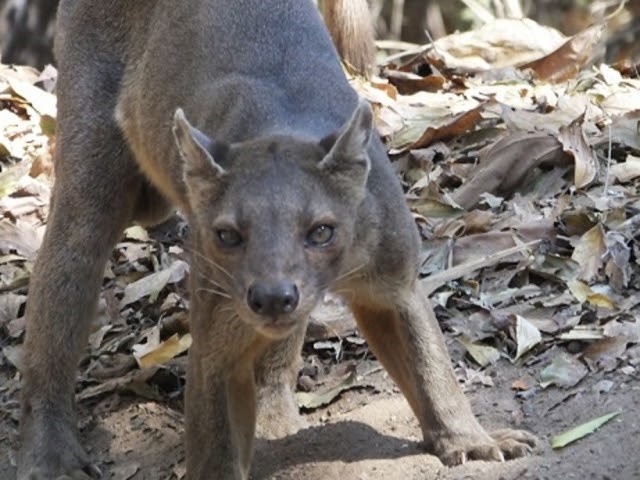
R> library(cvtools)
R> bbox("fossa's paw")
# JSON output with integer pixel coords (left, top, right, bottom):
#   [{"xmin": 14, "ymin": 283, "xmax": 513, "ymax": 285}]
[
  {"xmin": 256, "ymin": 409, "xmax": 308, "ymax": 439},
  {"xmin": 490, "ymin": 428, "xmax": 541, "ymax": 459},
  {"xmin": 18, "ymin": 420, "xmax": 101, "ymax": 480},
  {"xmin": 18, "ymin": 458, "xmax": 101, "ymax": 480},
  {"xmin": 19, "ymin": 468, "xmax": 97, "ymax": 480},
  {"xmin": 256, "ymin": 383, "xmax": 308, "ymax": 439},
  {"xmin": 432, "ymin": 427, "xmax": 539, "ymax": 466}
]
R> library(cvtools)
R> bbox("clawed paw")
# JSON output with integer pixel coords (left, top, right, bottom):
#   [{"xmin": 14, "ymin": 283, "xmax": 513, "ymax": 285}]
[
  {"xmin": 434, "ymin": 427, "xmax": 540, "ymax": 466},
  {"xmin": 19, "ymin": 464, "xmax": 101, "ymax": 480},
  {"xmin": 18, "ymin": 418, "xmax": 102, "ymax": 480},
  {"xmin": 256, "ymin": 385, "xmax": 308, "ymax": 439},
  {"xmin": 256, "ymin": 412, "xmax": 308, "ymax": 439},
  {"xmin": 490, "ymin": 428, "xmax": 540, "ymax": 460}
]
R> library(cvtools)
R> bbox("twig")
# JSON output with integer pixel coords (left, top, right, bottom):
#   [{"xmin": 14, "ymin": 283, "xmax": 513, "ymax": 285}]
[
  {"xmin": 421, "ymin": 240, "xmax": 541, "ymax": 296},
  {"xmin": 603, "ymin": 121, "xmax": 613, "ymax": 196}
]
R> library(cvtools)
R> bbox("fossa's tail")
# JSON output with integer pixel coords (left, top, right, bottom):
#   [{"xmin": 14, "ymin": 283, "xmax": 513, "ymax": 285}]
[{"xmin": 322, "ymin": 0, "xmax": 375, "ymax": 76}]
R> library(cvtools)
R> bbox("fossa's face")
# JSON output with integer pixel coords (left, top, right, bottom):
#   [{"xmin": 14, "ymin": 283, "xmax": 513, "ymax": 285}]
[{"xmin": 174, "ymin": 112, "xmax": 371, "ymax": 339}]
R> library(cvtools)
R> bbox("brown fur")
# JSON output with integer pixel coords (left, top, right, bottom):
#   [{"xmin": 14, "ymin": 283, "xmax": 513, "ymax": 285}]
[
  {"xmin": 17, "ymin": 1, "xmax": 537, "ymax": 479},
  {"xmin": 322, "ymin": 0, "xmax": 376, "ymax": 75}
]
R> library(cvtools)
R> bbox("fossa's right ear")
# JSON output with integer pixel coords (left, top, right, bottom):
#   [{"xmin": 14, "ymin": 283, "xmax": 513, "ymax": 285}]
[
  {"xmin": 173, "ymin": 108, "xmax": 228, "ymax": 178},
  {"xmin": 173, "ymin": 109, "xmax": 229, "ymax": 204}
]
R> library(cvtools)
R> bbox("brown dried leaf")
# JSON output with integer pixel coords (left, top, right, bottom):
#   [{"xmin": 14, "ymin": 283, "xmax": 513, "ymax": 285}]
[
  {"xmin": 571, "ymin": 224, "xmax": 606, "ymax": 282},
  {"xmin": 385, "ymin": 70, "xmax": 445, "ymax": 95},
  {"xmin": 511, "ymin": 374, "xmax": 537, "ymax": 391},
  {"xmin": 522, "ymin": 24, "xmax": 604, "ymax": 83},
  {"xmin": 409, "ymin": 103, "xmax": 486, "ymax": 150},
  {"xmin": 428, "ymin": 18, "xmax": 566, "ymax": 72},
  {"xmin": 557, "ymin": 113, "xmax": 598, "ymax": 189},
  {"xmin": 582, "ymin": 336, "xmax": 628, "ymax": 368},
  {"xmin": 134, "ymin": 333, "xmax": 192, "ymax": 369},
  {"xmin": 453, "ymin": 132, "xmax": 569, "ymax": 209}
]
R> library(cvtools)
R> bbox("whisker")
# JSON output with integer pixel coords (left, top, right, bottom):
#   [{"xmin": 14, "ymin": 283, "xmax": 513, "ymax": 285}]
[
  {"xmin": 330, "ymin": 288, "xmax": 356, "ymax": 303},
  {"xmin": 185, "ymin": 246, "xmax": 233, "ymax": 280},
  {"xmin": 196, "ymin": 270, "xmax": 231, "ymax": 292},
  {"xmin": 334, "ymin": 263, "xmax": 366, "ymax": 283},
  {"xmin": 216, "ymin": 305, "xmax": 237, "ymax": 315},
  {"xmin": 196, "ymin": 287, "xmax": 232, "ymax": 299}
]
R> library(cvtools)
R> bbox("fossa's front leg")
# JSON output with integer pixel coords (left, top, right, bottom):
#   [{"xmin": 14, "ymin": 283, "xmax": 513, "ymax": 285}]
[
  {"xmin": 350, "ymin": 281, "xmax": 538, "ymax": 465},
  {"xmin": 19, "ymin": 91, "xmax": 142, "ymax": 480},
  {"xmin": 185, "ymin": 295, "xmax": 266, "ymax": 480},
  {"xmin": 254, "ymin": 322, "xmax": 308, "ymax": 439},
  {"xmin": 185, "ymin": 348, "xmax": 256, "ymax": 480}
]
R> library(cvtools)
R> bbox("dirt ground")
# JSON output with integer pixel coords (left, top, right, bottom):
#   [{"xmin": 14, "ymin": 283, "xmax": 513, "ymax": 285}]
[{"xmin": 1, "ymin": 327, "xmax": 638, "ymax": 480}]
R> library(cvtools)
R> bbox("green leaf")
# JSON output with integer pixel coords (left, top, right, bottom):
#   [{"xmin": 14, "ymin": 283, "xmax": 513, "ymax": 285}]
[{"xmin": 550, "ymin": 411, "xmax": 621, "ymax": 449}]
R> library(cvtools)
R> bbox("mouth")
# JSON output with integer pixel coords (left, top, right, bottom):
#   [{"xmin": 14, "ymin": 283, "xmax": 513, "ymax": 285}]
[{"xmin": 248, "ymin": 314, "xmax": 303, "ymax": 339}]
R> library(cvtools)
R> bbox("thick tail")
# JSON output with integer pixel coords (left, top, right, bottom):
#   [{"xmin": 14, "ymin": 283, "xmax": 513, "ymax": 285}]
[{"xmin": 322, "ymin": 0, "xmax": 375, "ymax": 76}]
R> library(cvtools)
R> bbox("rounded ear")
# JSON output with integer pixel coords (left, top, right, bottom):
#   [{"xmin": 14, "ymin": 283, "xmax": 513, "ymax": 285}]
[{"xmin": 318, "ymin": 99, "xmax": 373, "ymax": 186}]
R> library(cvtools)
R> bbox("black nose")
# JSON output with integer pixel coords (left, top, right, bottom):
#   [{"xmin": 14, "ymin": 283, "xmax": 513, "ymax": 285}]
[{"xmin": 247, "ymin": 281, "xmax": 299, "ymax": 316}]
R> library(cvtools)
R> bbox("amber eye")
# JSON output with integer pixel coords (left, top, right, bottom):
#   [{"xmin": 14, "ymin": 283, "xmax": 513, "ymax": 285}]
[
  {"xmin": 216, "ymin": 228, "xmax": 243, "ymax": 248},
  {"xmin": 306, "ymin": 224, "xmax": 335, "ymax": 247}
]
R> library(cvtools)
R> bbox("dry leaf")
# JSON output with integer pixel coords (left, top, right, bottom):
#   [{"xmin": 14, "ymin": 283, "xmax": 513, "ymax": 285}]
[
  {"xmin": 557, "ymin": 113, "xmax": 598, "ymax": 189},
  {"xmin": 453, "ymin": 132, "xmax": 569, "ymax": 209},
  {"xmin": 566, "ymin": 279, "xmax": 591, "ymax": 303},
  {"xmin": 511, "ymin": 374, "xmax": 537, "ymax": 391},
  {"xmin": 582, "ymin": 336, "xmax": 628, "ymax": 367},
  {"xmin": 429, "ymin": 18, "xmax": 566, "ymax": 72},
  {"xmin": 458, "ymin": 336, "xmax": 501, "ymax": 367},
  {"xmin": 7, "ymin": 76, "xmax": 57, "ymax": 118},
  {"xmin": 120, "ymin": 260, "xmax": 188, "ymax": 307},
  {"xmin": 610, "ymin": 155, "xmax": 640, "ymax": 183},
  {"xmin": 0, "ymin": 292, "xmax": 25, "ymax": 326},
  {"xmin": 134, "ymin": 333, "xmax": 192, "ymax": 369},
  {"xmin": 409, "ymin": 103, "xmax": 486, "ymax": 150},
  {"xmin": 523, "ymin": 24, "xmax": 604, "ymax": 83},
  {"xmin": 513, "ymin": 315, "xmax": 542, "ymax": 361},
  {"xmin": 0, "ymin": 219, "xmax": 44, "ymax": 258},
  {"xmin": 558, "ymin": 325, "xmax": 605, "ymax": 342},
  {"xmin": 2, "ymin": 344, "xmax": 24, "ymax": 371},
  {"xmin": 570, "ymin": 224, "xmax": 606, "ymax": 282},
  {"xmin": 540, "ymin": 354, "xmax": 588, "ymax": 388},
  {"xmin": 295, "ymin": 371, "xmax": 358, "ymax": 410}
]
